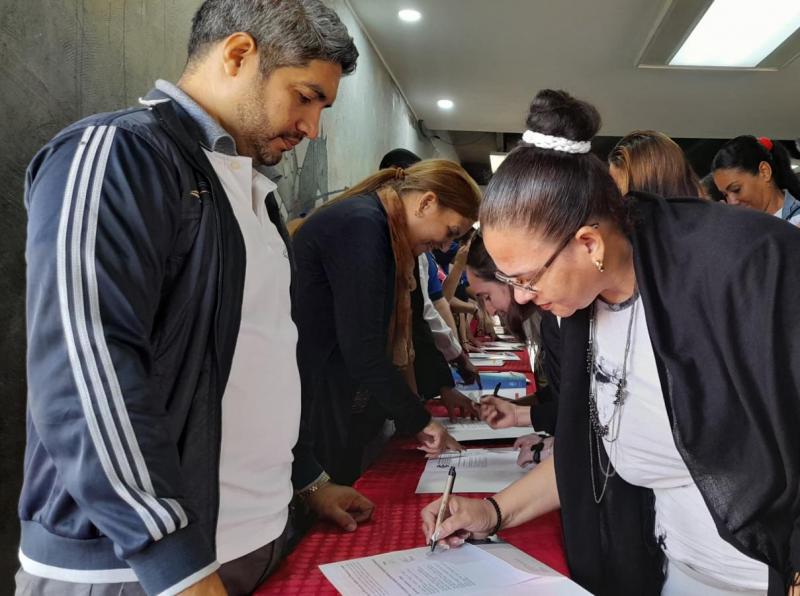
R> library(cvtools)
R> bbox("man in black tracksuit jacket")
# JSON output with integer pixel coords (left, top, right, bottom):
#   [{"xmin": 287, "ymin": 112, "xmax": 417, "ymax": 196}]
[{"xmin": 17, "ymin": 2, "xmax": 373, "ymax": 595}]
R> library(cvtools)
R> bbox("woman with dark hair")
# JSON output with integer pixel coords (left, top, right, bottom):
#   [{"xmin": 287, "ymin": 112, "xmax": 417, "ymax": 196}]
[
  {"xmin": 712, "ymin": 136, "xmax": 800, "ymax": 224},
  {"xmin": 465, "ymin": 234, "xmax": 561, "ymax": 469},
  {"xmin": 292, "ymin": 160, "xmax": 480, "ymax": 485},
  {"xmin": 420, "ymin": 90, "xmax": 800, "ymax": 596},
  {"xmin": 608, "ymin": 130, "xmax": 702, "ymax": 197}
]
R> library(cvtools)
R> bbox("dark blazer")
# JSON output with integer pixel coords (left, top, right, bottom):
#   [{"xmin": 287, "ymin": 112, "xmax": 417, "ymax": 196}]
[{"xmin": 292, "ymin": 193, "xmax": 430, "ymax": 485}]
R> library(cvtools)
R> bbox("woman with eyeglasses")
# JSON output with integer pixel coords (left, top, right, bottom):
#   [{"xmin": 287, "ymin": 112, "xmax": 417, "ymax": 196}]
[{"xmin": 420, "ymin": 90, "xmax": 800, "ymax": 596}]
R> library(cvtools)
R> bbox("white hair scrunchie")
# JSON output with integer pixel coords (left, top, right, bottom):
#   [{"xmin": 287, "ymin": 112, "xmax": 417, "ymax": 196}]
[{"xmin": 522, "ymin": 130, "xmax": 591, "ymax": 154}]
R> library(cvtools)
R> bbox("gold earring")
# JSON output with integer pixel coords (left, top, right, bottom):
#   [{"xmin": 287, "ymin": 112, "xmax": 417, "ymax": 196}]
[
  {"xmin": 594, "ymin": 259, "xmax": 604, "ymax": 272},
  {"xmin": 415, "ymin": 210, "xmax": 423, "ymax": 218}
]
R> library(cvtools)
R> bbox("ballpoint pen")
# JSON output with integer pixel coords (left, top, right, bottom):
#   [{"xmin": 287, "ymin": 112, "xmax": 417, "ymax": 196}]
[{"xmin": 430, "ymin": 466, "xmax": 457, "ymax": 552}]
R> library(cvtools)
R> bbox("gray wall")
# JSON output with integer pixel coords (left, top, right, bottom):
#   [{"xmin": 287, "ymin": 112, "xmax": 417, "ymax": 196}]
[{"xmin": 0, "ymin": 0, "xmax": 450, "ymax": 590}]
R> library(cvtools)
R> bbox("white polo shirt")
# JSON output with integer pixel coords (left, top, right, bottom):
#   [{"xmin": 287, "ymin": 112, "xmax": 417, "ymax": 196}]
[{"xmin": 203, "ymin": 149, "xmax": 301, "ymax": 564}]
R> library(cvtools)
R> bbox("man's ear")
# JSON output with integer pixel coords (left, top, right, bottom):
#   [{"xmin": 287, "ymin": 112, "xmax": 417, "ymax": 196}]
[{"xmin": 221, "ymin": 32, "xmax": 258, "ymax": 76}]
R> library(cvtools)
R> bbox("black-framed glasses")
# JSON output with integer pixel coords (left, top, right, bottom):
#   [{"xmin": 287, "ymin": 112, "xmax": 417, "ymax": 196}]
[{"xmin": 494, "ymin": 223, "xmax": 598, "ymax": 294}]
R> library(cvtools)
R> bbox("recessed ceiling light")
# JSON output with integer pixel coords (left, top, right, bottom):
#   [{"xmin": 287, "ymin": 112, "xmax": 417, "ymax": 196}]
[
  {"xmin": 398, "ymin": 9, "xmax": 421, "ymax": 23},
  {"xmin": 670, "ymin": 0, "xmax": 800, "ymax": 67},
  {"xmin": 437, "ymin": 99, "xmax": 454, "ymax": 110}
]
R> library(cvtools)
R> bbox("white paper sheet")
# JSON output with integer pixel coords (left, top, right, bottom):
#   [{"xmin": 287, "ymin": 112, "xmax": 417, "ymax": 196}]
[
  {"xmin": 319, "ymin": 543, "xmax": 536, "ymax": 596},
  {"xmin": 468, "ymin": 352, "xmax": 520, "ymax": 364},
  {"xmin": 473, "ymin": 341, "xmax": 527, "ymax": 351},
  {"xmin": 433, "ymin": 417, "xmax": 530, "ymax": 442},
  {"xmin": 473, "ymin": 542, "xmax": 592, "ymax": 595},
  {"xmin": 416, "ymin": 448, "xmax": 528, "ymax": 494}
]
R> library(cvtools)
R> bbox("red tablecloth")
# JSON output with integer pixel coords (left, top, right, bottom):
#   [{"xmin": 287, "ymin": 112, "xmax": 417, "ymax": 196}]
[
  {"xmin": 256, "ymin": 349, "xmax": 565, "ymax": 595},
  {"xmin": 256, "ymin": 439, "xmax": 567, "ymax": 595}
]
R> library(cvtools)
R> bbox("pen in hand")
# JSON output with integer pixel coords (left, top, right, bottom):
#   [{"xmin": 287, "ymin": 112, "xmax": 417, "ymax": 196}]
[
  {"xmin": 430, "ymin": 466, "xmax": 457, "ymax": 552},
  {"xmin": 493, "ymin": 382, "xmax": 501, "ymax": 397}
]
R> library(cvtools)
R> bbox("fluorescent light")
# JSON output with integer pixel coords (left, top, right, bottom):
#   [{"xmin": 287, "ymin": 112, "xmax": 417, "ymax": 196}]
[
  {"xmin": 490, "ymin": 153, "xmax": 508, "ymax": 173},
  {"xmin": 437, "ymin": 99, "xmax": 454, "ymax": 110},
  {"xmin": 670, "ymin": 0, "xmax": 800, "ymax": 67},
  {"xmin": 398, "ymin": 9, "xmax": 421, "ymax": 23}
]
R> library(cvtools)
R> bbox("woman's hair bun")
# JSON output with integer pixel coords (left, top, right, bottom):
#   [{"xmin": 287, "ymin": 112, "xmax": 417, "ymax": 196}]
[{"xmin": 525, "ymin": 89, "xmax": 601, "ymax": 142}]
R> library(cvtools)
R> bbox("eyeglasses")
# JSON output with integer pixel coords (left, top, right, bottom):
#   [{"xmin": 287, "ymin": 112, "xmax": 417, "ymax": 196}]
[{"xmin": 494, "ymin": 223, "xmax": 598, "ymax": 294}]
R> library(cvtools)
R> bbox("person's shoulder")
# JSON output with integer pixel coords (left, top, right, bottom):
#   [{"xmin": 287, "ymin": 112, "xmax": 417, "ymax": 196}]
[
  {"xmin": 300, "ymin": 193, "xmax": 388, "ymax": 239},
  {"xmin": 41, "ymin": 105, "xmax": 179, "ymax": 169}
]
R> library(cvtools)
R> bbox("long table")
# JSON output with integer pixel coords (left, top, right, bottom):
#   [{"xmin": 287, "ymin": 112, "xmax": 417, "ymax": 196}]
[{"xmin": 256, "ymin": 350, "xmax": 567, "ymax": 595}]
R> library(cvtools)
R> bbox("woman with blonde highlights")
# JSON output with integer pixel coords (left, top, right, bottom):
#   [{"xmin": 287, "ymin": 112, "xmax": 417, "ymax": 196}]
[{"xmin": 292, "ymin": 160, "xmax": 481, "ymax": 485}]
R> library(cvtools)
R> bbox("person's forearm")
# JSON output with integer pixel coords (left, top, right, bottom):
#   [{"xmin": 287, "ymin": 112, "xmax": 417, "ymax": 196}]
[
  {"xmin": 450, "ymin": 297, "xmax": 477, "ymax": 315},
  {"xmin": 434, "ymin": 298, "xmax": 460, "ymax": 339},
  {"xmin": 513, "ymin": 403, "xmax": 532, "ymax": 427},
  {"xmin": 442, "ymin": 260, "xmax": 466, "ymax": 302},
  {"xmin": 493, "ymin": 456, "xmax": 559, "ymax": 530}
]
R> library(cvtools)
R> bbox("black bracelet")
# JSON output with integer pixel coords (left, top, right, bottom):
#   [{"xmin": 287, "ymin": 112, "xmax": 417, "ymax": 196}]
[{"xmin": 485, "ymin": 496, "xmax": 502, "ymax": 536}]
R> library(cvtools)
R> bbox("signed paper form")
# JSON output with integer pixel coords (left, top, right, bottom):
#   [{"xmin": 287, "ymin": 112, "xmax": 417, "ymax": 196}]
[
  {"xmin": 432, "ymin": 418, "xmax": 530, "ymax": 442},
  {"xmin": 319, "ymin": 543, "xmax": 535, "ymax": 595},
  {"xmin": 415, "ymin": 449, "xmax": 528, "ymax": 494}
]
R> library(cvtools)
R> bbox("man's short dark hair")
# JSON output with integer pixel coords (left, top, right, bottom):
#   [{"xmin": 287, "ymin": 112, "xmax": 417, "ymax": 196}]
[
  {"xmin": 379, "ymin": 148, "xmax": 421, "ymax": 170},
  {"xmin": 187, "ymin": 0, "xmax": 358, "ymax": 76}
]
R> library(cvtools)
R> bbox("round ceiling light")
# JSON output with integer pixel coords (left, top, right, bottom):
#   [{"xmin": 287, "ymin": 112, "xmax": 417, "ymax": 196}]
[
  {"xmin": 398, "ymin": 9, "xmax": 422, "ymax": 23},
  {"xmin": 437, "ymin": 99, "xmax": 454, "ymax": 110}
]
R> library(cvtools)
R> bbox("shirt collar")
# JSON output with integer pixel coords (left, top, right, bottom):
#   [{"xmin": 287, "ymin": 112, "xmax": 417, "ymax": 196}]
[
  {"xmin": 154, "ymin": 79, "xmax": 237, "ymax": 156},
  {"xmin": 152, "ymin": 80, "xmax": 283, "ymax": 182}
]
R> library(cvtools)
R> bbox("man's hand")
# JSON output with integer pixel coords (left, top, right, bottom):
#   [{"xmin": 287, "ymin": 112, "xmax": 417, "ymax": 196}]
[
  {"xmin": 440, "ymin": 387, "xmax": 479, "ymax": 421},
  {"xmin": 451, "ymin": 351, "xmax": 479, "ymax": 385},
  {"xmin": 306, "ymin": 483, "xmax": 375, "ymax": 532},
  {"xmin": 179, "ymin": 572, "xmax": 227, "ymax": 595},
  {"xmin": 417, "ymin": 420, "xmax": 464, "ymax": 455}
]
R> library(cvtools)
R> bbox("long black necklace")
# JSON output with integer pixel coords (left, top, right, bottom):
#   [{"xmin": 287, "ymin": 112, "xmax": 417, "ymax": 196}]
[{"xmin": 586, "ymin": 288, "xmax": 638, "ymax": 504}]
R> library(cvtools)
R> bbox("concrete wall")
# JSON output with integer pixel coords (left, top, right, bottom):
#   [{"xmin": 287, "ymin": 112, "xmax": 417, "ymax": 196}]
[
  {"xmin": 274, "ymin": 0, "xmax": 458, "ymax": 218},
  {"xmin": 0, "ymin": 0, "xmax": 453, "ymax": 589}
]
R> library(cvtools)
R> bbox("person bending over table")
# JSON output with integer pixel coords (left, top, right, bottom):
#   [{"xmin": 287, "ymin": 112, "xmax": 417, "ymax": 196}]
[
  {"xmin": 465, "ymin": 233, "xmax": 561, "ymax": 436},
  {"xmin": 292, "ymin": 160, "xmax": 481, "ymax": 486},
  {"xmin": 422, "ymin": 89, "xmax": 800, "ymax": 596}
]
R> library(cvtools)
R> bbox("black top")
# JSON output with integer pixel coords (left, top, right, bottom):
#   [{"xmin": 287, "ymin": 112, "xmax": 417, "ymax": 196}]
[
  {"xmin": 555, "ymin": 193, "xmax": 800, "ymax": 595},
  {"xmin": 411, "ymin": 259, "xmax": 456, "ymax": 399},
  {"xmin": 292, "ymin": 193, "xmax": 431, "ymax": 483},
  {"xmin": 529, "ymin": 311, "xmax": 561, "ymax": 434}
]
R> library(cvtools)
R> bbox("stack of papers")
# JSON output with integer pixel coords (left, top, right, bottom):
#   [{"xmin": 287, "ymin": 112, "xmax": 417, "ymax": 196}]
[
  {"xmin": 416, "ymin": 448, "xmax": 528, "ymax": 494},
  {"xmin": 433, "ymin": 417, "xmax": 530, "ymax": 442},
  {"xmin": 468, "ymin": 352, "xmax": 521, "ymax": 366},
  {"xmin": 470, "ymin": 341, "xmax": 527, "ymax": 351},
  {"xmin": 320, "ymin": 542, "xmax": 590, "ymax": 595}
]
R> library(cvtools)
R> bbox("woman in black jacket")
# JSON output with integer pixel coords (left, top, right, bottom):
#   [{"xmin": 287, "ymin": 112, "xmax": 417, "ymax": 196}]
[
  {"xmin": 292, "ymin": 160, "xmax": 481, "ymax": 486},
  {"xmin": 421, "ymin": 91, "xmax": 800, "ymax": 596}
]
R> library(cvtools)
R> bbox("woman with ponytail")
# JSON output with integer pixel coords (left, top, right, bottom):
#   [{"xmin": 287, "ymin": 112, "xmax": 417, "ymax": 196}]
[
  {"xmin": 712, "ymin": 135, "xmax": 800, "ymax": 224},
  {"xmin": 420, "ymin": 90, "xmax": 800, "ymax": 596},
  {"xmin": 292, "ymin": 160, "xmax": 481, "ymax": 486}
]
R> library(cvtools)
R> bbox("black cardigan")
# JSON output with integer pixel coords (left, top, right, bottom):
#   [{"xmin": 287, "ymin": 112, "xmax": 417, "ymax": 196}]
[
  {"xmin": 291, "ymin": 193, "xmax": 431, "ymax": 484},
  {"xmin": 555, "ymin": 193, "xmax": 800, "ymax": 595}
]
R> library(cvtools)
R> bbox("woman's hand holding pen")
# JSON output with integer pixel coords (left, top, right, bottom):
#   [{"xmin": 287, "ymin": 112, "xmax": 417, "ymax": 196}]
[
  {"xmin": 421, "ymin": 495, "xmax": 497, "ymax": 549},
  {"xmin": 416, "ymin": 420, "xmax": 463, "ymax": 455}
]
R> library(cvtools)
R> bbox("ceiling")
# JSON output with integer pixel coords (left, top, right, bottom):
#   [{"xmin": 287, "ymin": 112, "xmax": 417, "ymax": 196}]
[{"xmin": 348, "ymin": 0, "xmax": 800, "ymax": 139}]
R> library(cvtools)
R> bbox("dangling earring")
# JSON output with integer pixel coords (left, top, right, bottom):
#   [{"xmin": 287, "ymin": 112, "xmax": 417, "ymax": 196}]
[{"xmin": 594, "ymin": 259, "xmax": 604, "ymax": 273}]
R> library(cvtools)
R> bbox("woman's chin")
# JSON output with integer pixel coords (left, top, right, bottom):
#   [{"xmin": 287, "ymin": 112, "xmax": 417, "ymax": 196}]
[{"xmin": 548, "ymin": 304, "xmax": 577, "ymax": 318}]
